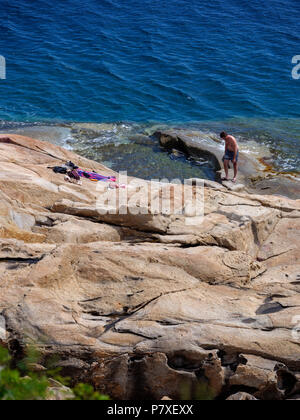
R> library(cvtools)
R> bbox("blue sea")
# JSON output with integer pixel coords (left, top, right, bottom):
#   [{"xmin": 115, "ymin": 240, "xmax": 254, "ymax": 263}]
[{"xmin": 0, "ymin": 0, "xmax": 299, "ymax": 177}]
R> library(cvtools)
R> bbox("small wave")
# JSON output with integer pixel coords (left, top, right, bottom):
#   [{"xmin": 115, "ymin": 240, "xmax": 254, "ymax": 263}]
[
  {"xmin": 100, "ymin": 61, "xmax": 129, "ymax": 83},
  {"xmin": 137, "ymin": 54, "xmax": 168, "ymax": 66},
  {"xmin": 150, "ymin": 81, "xmax": 197, "ymax": 103}
]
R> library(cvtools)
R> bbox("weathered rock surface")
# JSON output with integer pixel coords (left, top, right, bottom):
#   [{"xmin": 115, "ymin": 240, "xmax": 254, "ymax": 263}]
[{"xmin": 0, "ymin": 134, "xmax": 299, "ymax": 400}]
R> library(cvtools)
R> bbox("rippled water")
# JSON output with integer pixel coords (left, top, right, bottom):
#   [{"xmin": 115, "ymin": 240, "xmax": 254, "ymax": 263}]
[{"xmin": 0, "ymin": 0, "xmax": 299, "ymax": 175}]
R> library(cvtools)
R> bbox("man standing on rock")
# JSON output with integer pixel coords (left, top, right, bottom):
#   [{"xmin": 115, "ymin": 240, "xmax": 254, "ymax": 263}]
[{"xmin": 220, "ymin": 132, "xmax": 239, "ymax": 183}]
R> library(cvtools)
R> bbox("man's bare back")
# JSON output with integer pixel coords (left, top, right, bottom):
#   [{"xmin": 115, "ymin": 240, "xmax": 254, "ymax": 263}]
[
  {"xmin": 220, "ymin": 132, "xmax": 239, "ymax": 182},
  {"xmin": 224, "ymin": 135, "xmax": 238, "ymax": 154}
]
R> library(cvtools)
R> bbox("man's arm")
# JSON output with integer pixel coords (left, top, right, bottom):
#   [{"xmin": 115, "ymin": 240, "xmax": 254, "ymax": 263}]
[
  {"xmin": 225, "ymin": 137, "xmax": 229, "ymax": 152},
  {"xmin": 232, "ymin": 139, "xmax": 238, "ymax": 163}
]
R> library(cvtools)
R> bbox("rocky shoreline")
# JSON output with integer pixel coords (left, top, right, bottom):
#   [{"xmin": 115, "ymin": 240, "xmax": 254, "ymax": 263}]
[
  {"xmin": 3, "ymin": 123, "xmax": 300, "ymax": 199},
  {"xmin": 0, "ymin": 133, "xmax": 299, "ymax": 400},
  {"xmin": 154, "ymin": 129, "xmax": 300, "ymax": 199}
]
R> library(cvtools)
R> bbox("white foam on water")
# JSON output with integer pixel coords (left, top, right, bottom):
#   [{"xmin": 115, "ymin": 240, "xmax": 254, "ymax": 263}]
[
  {"xmin": 238, "ymin": 140, "xmax": 272, "ymax": 158},
  {"xmin": 0, "ymin": 125, "xmax": 76, "ymax": 150},
  {"xmin": 70, "ymin": 122, "xmax": 139, "ymax": 146}
]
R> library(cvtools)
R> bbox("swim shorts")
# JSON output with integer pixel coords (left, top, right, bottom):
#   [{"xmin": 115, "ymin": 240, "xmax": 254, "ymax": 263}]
[{"xmin": 222, "ymin": 150, "xmax": 239, "ymax": 162}]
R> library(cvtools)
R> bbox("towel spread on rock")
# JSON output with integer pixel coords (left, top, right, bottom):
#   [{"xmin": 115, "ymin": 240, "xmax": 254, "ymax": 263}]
[
  {"xmin": 76, "ymin": 169, "xmax": 116, "ymax": 182},
  {"xmin": 51, "ymin": 163, "xmax": 116, "ymax": 183}
]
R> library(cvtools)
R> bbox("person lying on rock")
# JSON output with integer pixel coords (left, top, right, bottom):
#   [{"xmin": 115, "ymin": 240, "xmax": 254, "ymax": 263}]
[{"xmin": 220, "ymin": 132, "xmax": 239, "ymax": 183}]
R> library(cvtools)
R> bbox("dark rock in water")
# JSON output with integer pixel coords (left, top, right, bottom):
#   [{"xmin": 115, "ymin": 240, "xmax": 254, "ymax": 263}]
[
  {"xmin": 128, "ymin": 134, "xmax": 154, "ymax": 146},
  {"xmin": 154, "ymin": 130, "xmax": 222, "ymax": 171},
  {"xmin": 171, "ymin": 149, "xmax": 185, "ymax": 158}
]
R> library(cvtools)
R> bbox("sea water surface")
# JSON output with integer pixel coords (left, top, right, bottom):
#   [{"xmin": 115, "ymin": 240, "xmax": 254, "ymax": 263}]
[{"xmin": 0, "ymin": 0, "xmax": 299, "ymax": 179}]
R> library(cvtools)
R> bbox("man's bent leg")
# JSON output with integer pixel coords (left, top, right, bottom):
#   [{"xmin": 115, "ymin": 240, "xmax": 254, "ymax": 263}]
[
  {"xmin": 224, "ymin": 160, "xmax": 229, "ymax": 180},
  {"xmin": 233, "ymin": 162, "xmax": 238, "ymax": 181}
]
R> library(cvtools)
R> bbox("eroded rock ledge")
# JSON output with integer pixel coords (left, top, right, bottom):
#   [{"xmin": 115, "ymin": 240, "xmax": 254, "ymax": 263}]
[
  {"xmin": 0, "ymin": 134, "xmax": 299, "ymax": 400},
  {"xmin": 154, "ymin": 129, "xmax": 300, "ymax": 199}
]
